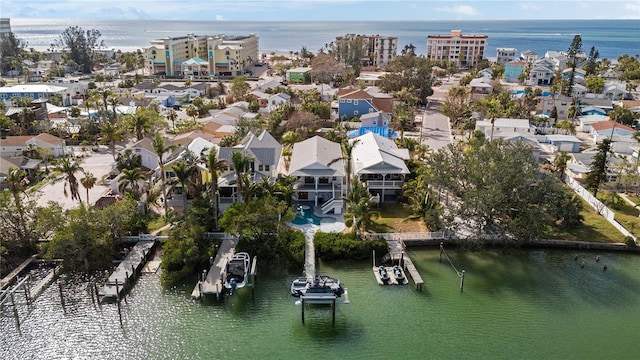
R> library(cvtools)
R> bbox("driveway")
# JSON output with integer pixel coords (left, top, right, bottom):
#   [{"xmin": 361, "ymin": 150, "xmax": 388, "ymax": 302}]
[{"xmin": 33, "ymin": 149, "xmax": 116, "ymax": 211}]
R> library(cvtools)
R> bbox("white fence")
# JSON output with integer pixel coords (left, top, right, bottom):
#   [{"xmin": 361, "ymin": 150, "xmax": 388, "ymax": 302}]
[{"xmin": 564, "ymin": 174, "xmax": 637, "ymax": 243}]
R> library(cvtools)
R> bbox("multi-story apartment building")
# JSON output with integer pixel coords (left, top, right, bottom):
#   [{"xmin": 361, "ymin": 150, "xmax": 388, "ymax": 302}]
[
  {"xmin": 426, "ymin": 30, "xmax": 487, "ymax": 68},
  {"xmin": 334, "ymin": 34, "xmax": 398, "ymax": 68},
  {"xmin": 144, "ymin": 33, "xmax": 259, "ymax": 77},
  {"xmin": 496, "ymin": 47, "xmax": 517, "ymax": 64},
  {"xmin": 0, "ymin": 18, "xmax": 11, "ymax": 36}
]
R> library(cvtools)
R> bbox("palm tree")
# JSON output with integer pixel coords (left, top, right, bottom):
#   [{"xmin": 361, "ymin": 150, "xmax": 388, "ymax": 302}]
[
  {"xmin": 202, "ymin": 147, "xmax": 227, "ymax": 229},
  {"xmin": 80, "ymin": 171, "xmax": 97, "ymax": 205},
  {"xmin": 118, "ymin": 167, "xmax": 145, "ymax": 199},
  {"xmin": 344, "ymin": 179, "xmax": 379, "ymax": 235},
  {"xmin": 6, "ymin": 167, "xmax": 28, "ymax": 238},
  {"xmin": 231, "ymin": 151, "xmax": 253, "ymax": 203},
  {"xmin": 100, "ymin": 122, "xmax": 123, "ymax": 160},
  {"xmin": 54, "ymin": 157, "xmax": 84, "ymax": 202},
  {"xmin": 554, "ymin": 152, "xmax": 572, "ymax": 182},
  {"xmin": 168, "ymin": 160, "xmax": 196, "ymax": 215},
  {"xmin": 166, "ymin": 109, "xmax": 178, "ymax": 130},
  {"xmin": 126, "ymin": 110, "xmax": 152, "ymax": 140},
  {"xmin": 329, "ymin": 139, "xmax": 359, "ymax": 200},
  {"xmin": 152, "ymin": 133, "xmax": 177, "ymax": 216},
  {"xmin": 108, "ymin": 96, "xmax": 120, "ymax": 124}
]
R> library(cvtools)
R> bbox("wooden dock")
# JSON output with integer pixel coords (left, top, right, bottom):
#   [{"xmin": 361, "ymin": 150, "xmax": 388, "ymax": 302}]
[
  {"xmin": 384, "ymin": 238, "xmax": 425, "ymax": 291},
  {"xmin": 192, "ymin": 236, "xmax": 238, "ymax": 300},
  {"xmin": 98, "ymin": 240, "xmax": 156, "ymax": 299}
]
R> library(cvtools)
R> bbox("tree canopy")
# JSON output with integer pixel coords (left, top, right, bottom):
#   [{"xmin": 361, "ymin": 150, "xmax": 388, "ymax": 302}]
[
  {"xmin": 423, "ymin": 136, "xmax": 583, "ymax": 241},
  {"xmin": 53, "ymin": 26, "xmax": 104, "ymax": 74}
]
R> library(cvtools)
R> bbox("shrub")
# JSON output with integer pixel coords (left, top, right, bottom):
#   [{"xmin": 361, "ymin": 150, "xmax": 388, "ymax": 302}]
[{"xmin": 314, "ymin": 232, "xmax": 387, "ymax": 260}]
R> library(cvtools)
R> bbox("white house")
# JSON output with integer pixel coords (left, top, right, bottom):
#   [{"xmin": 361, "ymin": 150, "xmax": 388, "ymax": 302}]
[
  {"xmin": 351, "ymin": 132, "xmax": 410, "ymax": 203},
  {"xmin": 287, "ymin": 136, "xmax": 344, "ymax": 213}
]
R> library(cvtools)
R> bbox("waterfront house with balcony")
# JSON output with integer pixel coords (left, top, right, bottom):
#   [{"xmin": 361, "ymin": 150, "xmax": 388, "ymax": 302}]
[
  {"xmin": 287, "ymin": 136, "xmax": 344, "ymax": 214},
  {"xmin": 351, "ymin": 132, "xmax": 409, "ymax": 203},
  {"xmin": 217, "ymin": 130, "xmax": 282, "ymax": 208}
]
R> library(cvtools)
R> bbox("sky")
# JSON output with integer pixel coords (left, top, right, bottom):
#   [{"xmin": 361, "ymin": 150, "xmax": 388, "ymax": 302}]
[{"xmin": 2, "ymin": 0, "xmax": 639, "ymax": 21}]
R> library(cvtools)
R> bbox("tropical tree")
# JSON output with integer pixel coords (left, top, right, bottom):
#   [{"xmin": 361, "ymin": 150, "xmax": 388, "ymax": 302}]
[
  {"xmin": 125, "ymin": 109, "xmax": 154, "ymax": 140},
  {"xmin": 553, "ymin": 152, "xmax": 572, "ymax": 181},
  {"xmin": 168, "ymin": 160, "xmax": 197, "ymax": 215},
  {"xmin": 166, "ymin": 108, "xmax": 178, "ymax": 130},
  {"xmin": 230, "ymin": 76, "xmax": 250, "ymax": 101},
  {"xmin": 80, "ymin": 171, "xmax": 97, "ymax": 204},
  {"xmin": 392, "ymin": 102, "xmax": 414, "ymax": 141},
  {"xmin": 152, "ymin": 133, "xmax": 176, "ymax": 216},
  {"xmin": 118, "ymin": 167, "xmax": 145, "ymax": 200},
  {"xmin": 609, "ymin": 106, "xmax": 640, "ymax": 126},
  {"xmin": 344, "ymin": 179, "xmax": 379, "ymax": 235},
  {"xmin": 442, "ymin": 86, "xmax": 472, "ymax": 126},
  {"xmin": 5, "ymin": 167, "xmax": 29, "ymax": 239},
  {"xmin": 231, "ymin": 151, "xmax": 253, "ymax": 203},
  {"xmin": 116, "ymin": 148, "xmax": 142, "ymax": 171},
  {"xmin": 402, "ymin": 180, "xmax": 442, "ymax": 231},
  {"xmin": 328, "ymin": 139, "xmax": 359, "ymax": 200},
  {"xmin": 54, "ymin": 157, "xmax": 84, "ymax": 202},
  {"xmin": 100, "ymin": 122, "xmax": 124, "ymax": 160},
  {"xmin": 202, "ymin": 147, "xmax": 227, "ymax": 229},
  {"xmin": 52, "ymin": 26, "xmax": 105, "ymax": 74}
]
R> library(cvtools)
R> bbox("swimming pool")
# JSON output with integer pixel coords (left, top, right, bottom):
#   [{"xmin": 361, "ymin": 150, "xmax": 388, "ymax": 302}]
[{"xmin": 292, "ymin": 207, "xmax": 336, "ymax": 225}]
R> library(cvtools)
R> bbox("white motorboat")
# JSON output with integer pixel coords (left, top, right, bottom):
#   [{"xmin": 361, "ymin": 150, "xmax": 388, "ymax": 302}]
[
  {"xmin": 224, "ymin": 252, "xmax": 250, "ymax": 295},
  {"xmin": 290, "ymin": 275, "xmax": 345, "ymax": 298}
]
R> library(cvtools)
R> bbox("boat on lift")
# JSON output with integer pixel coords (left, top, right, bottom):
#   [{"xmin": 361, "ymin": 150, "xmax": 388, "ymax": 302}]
[
  {"xmin": 223, "ymin": 252, "xmax": 251, "ymax": 295},
  {"xmin": 290, "ymin": 275, "xmax": 345, "ymax": 298}
]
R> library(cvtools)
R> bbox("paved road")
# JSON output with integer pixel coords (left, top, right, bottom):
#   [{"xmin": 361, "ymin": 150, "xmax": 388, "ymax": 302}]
[
  {"xmin": 32, "ymin": 149, "xmax": 116, "ymax": 211},
  {"xmin": 419, "ymin": 102, "xmax": 452, "ymax": 152}
]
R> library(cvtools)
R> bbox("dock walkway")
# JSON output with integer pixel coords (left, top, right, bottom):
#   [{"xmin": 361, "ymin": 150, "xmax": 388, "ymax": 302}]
[
  {"xmin": 382, "ymin": 235, "xmax": 425, "ymax": 291},
  {"xmin": 193, "ymin": 236, "xmax": 238, "ymax": 299},
  {"xmin": 98, "ymin": 240, "xmax": 155, "ymax": 299}
]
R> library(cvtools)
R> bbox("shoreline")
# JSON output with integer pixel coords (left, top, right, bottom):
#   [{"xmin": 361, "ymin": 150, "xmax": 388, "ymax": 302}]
[{"xmin": 402, "ymin": 238, "xmax": 639, "ymax": 253}]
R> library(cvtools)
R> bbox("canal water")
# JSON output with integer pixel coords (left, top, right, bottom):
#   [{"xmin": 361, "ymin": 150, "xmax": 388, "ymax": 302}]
[{"xmin": 2, "ymin": 248, "xmax": 640, "ymax": 359}]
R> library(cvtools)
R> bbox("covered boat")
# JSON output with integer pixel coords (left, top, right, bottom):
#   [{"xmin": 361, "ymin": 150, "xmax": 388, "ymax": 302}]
[{"xmin": 224, "ymin": 252, "xmax": 250, "ymax": 295}]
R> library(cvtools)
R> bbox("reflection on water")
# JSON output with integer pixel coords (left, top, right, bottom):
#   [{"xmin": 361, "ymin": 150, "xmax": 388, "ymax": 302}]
[{"xmin": 2, "ymin": 248, "xmax": 640, "ymax": 359}]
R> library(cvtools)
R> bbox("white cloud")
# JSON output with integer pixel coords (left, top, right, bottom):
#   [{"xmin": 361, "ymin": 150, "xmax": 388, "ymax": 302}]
[
  {"xmin": 435, "ymin": 5, "xmax": 479, "ymax": 16},
  {"xmin": 215, "ymin": 14, "xmax": 227, "ymax": 21},
  {"xmin": 520, "ymin": 3, "xmax": 541, "ymax": 11},
  {"xmin": 625, "ymin": 2, "xmax": 640, "ymax": 13}
]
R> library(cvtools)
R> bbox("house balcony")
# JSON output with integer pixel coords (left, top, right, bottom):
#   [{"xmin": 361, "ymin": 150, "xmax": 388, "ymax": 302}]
[
  {"xmin": 293, "ymin": 180, "xmax": 342, "ymax": 192},
  {"xmin": 366, "ymin": 180, "xmax": 404, "ymax": 189}
]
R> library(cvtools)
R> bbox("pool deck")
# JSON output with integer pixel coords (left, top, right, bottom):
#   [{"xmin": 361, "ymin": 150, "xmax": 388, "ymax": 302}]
[{"xmin": 290, "ymin": 205, "xmax": 345, "ymax": 233}]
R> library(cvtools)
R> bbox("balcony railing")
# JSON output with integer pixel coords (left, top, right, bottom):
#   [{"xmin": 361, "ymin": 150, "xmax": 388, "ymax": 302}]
[{"xmin": 366, "ymin": 180, "xmax": 404, "ymax": 189}]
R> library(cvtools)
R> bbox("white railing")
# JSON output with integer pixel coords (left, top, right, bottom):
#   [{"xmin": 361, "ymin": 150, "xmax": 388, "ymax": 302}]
[
  {"xmin": 366, "ymin": 180, "xmax": 404, "ymax": 189},
  {"xmin": 564, "ymin": 174, "xmax": 637, "ymax": 243},
  {"xmin": 368, "ymin": 232, "xmax": 446, "ymax": 241}
]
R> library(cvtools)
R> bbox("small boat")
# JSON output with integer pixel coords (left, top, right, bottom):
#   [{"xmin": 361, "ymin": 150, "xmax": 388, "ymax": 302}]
[
  {"xmin": 224, "ymin": 252, "xmax": 250, "ymax": 295},
  {"xmin": 378, "ymin": 266, "xmax": 390, "ymax": 284},
  {"xmin": 393, "ymin": 265, "xmax": 406, "ymax": 284},
  {"xmin": 290, "ymin": 277, "xmax": 309, "ymax": 297},
  {"xmin": 290, "ymin": 275, "xmax": 345, "ymax": 298}
]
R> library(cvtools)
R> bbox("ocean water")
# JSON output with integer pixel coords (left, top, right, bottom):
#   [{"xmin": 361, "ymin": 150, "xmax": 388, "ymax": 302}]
[{"xmin": 10, "ymin": 18, "xmax": 640, "ymax": 60}]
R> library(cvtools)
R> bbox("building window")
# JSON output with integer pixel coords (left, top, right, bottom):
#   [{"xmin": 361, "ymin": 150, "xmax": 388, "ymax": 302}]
[
  {"xmin": 354, "ymin": 110, "xmax": 359, "ymax": 115},
  {"xmin": 354, "ymin": 100, "xmax": 358, "ymax": 105},
  {"xmin": 264, "ymin": 165, "xmax": 270, "ymax": 171}
]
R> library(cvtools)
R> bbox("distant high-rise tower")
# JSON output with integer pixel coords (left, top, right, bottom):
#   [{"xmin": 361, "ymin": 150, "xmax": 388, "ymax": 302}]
[
  {"xmin": 0, "ymin": 18, "xmax": 11, "ymax": 37},
  {"xmin": 426, "ymin": 30, "xmax": 487, "ymax": 68}
]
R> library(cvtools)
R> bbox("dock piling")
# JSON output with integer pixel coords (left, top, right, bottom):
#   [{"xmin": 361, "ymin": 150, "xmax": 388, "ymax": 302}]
[
  {"xmin": 460, "ymin": 270, "xmax": 465, "ymax": 292},
  {"xmin": 58, "ymin": 281, "xmax": 65, "ymax": 309},
  {"xmin": 439, "ymin": 242, "xmax": 443, "ymax": 263},
  {"xmin": 11, "ymin": 292, "xmax": 20, "ymax": 328}
]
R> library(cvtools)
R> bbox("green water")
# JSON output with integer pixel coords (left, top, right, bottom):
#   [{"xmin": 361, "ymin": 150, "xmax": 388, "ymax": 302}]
[{"xmin": 2, "ymin": 248, "xmax": 640, "ymax": 359}]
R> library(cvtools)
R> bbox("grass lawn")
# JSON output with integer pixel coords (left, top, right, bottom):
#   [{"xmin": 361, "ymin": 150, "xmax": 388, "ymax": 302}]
[
  {"xmin": 369, "ymin": 203, "xmax": 426, "ymax": 233},
  {"xmin": 544, "ymin": 196, "xmax": 628, "ymax": 243},
  {"xmin": 147, "ymin": 215, "xmax": 167, "ymax": 233}
]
